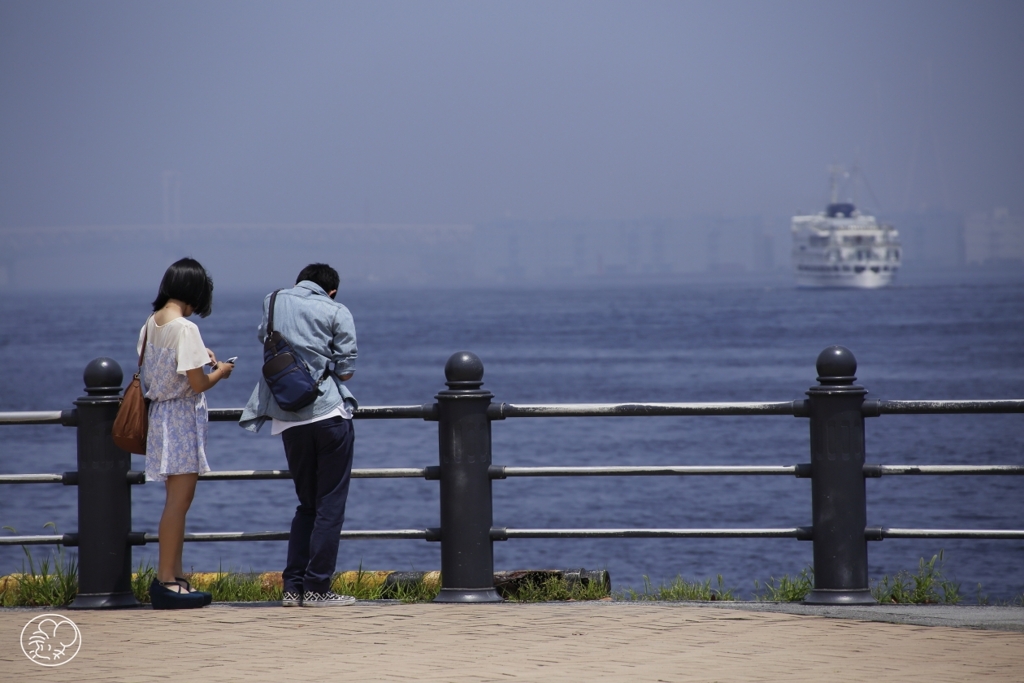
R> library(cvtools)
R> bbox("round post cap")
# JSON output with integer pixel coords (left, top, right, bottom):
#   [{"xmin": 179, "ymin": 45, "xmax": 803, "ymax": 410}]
[
  {"xmin": 444, "ymin": 351, "xmax": 484, "ymax": 389},
  {"xmin": 83, "ymin": 357, "xmax": 124, "ymax": 395},
  {"xmin": 815, "ymin": 346, "xmax": 857, "ymax": 385}
]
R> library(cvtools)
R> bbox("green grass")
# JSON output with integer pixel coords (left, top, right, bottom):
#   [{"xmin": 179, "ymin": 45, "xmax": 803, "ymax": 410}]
[
  {"xmin": 753, "ymin": 567, "xmax": 815, "ymax": 602},
  {"xmin": 141, "ymin": 566, "xmax": 441, "ymax": 603},
  {"xmin": 503, "ymin": 574, "xmax": 611, "ymax": 602},
  {"xmin": 0, "ymin": 536, "xmax": 1015, "ymax": 607},
  {"xmin": 743, "ymin": 552, "xmax": 965, "ymax": 604},
  {"xmin": 974, "ymin": 585, "xmax": 1024, "ymax": 607},
  {"xmin": 621, "ymin": 575, "xmax": 734, "ymax": 602},
  {"xmin": 206, "ymin": 570, "xmax": 284, "ymax": 602},
  {"xmin": 616, "ymin": 550, "xmax": 989, "ymax": 604},
  {"xmin": 872, "ymin": 551, "xmax": 962, "ymax": 604},
  {"xmin": 0, "ymin": 524, "xmax": 78, "ymax": 607},
  {"xmin": 131, "ymin": 561, "xmax": 156, "ymax": 603},
  {"xmin": 333, "ymin": 568, "xmax": 441, "ymax": 602},
  {"xmin": 380, "ymin": 579, "xmax": 442, "ymax": 602}
]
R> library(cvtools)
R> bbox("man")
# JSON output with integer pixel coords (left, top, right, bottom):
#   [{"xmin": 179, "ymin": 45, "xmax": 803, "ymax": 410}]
[{"xmin": 240, "ymin": 264, "xmax": 358, "ymax": 607}]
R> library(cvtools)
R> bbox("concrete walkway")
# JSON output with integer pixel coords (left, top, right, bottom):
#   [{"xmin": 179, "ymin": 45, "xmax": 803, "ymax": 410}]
[
  {"xmin": 2, "ymin": 602, "xmax": 1023, "ymax": 682},
  {"xmin": 697, "ymin": 600, "xmax": 1024, "ymax": 632}
]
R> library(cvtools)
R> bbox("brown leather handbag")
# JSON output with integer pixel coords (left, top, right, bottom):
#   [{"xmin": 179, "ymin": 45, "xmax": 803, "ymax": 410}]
[{"xmin": 112, "ymin": 320, "xmax": 150, "ymax": 454}]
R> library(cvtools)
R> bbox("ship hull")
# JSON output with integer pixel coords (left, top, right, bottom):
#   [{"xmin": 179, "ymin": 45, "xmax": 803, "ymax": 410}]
[{"xmin": 795, "ymin": 266, "xmax": 895, "ymax": 289}]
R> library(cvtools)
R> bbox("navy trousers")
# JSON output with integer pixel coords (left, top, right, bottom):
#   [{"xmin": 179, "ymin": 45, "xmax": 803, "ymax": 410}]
[{"xmin": 281, "ymin": 416, "xmax": 354, "ymax": 594}]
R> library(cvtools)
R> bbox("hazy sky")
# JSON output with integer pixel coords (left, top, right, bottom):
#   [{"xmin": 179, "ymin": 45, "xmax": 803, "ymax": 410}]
[{"xmin": 1, "ymin": 1, "xmax": 1022, "ymax": 227}]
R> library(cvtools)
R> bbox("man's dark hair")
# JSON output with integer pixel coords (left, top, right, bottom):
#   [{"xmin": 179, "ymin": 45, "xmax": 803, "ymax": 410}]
[
  {"xmin": 296, "ymin": 263, "xmax": 339, "ymax": 293},
  {"xmin": 152, "ymin": 257, "xmax": 214, "ymax": 317}
]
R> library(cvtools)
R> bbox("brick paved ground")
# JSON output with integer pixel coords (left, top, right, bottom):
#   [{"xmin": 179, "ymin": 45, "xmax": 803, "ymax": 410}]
[{"xmin": 2, "ymin": 602, "xmax": 1022, "ymax": 682}]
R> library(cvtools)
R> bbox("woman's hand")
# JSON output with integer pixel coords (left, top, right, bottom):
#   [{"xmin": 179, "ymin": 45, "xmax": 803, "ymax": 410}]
[
  {"xmin": 214, "ymin": 361, "xmax": 234, "ymax": 379},
  {"xmin": 207, "ymin": 348, "xmax": 217, "ymax": 365},
  {"xmin": 186, "ymin": 355, "xmax": 233, "ymax": 393}
]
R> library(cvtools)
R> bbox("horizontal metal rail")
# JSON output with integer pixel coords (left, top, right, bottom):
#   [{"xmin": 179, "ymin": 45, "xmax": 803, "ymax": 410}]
[
  {"xmin": 874, "ymin": 465, "xmax": 1024, "ymax": 476},
  {"xmin": 498, "ymin": 528, "xmax": 1024, "ymax": 541},
  {"xmin": 5, "ymin": 399, "xmax": 1023, "ymax": 425},
  {"xmin": 198, "ymin": 468, "xmax": 432, "ymax": 481},
  {"xmin": 152, "ymin": 529, "xmax": 439, "ymax": 543},
  {"xmin": 872, "ymin": 528, "xmax": 1024, "ymax": 539},
  {"xmin": 500, "ymin": 465, "xmax": 1024, "ymax": 478},
  {"xmin": 489, "ymin": 401, "xmax": 804, "ymax": 419},
  {"xmin": 0, "ymin": 469, "xmax": 435, "ymax": 484},
  {"xmin": 207, "ymin": 409, "xmax": 242, "ymax": 421},
  {"xmin": 208, "ymin": 404, "xmax": 438, "ymax": 422},
  {"xmin": 197, "ymin": 469, "xmax": 292, "ymax": 481},
  {"xmin": 353, "ymin": 405, "xmax": 439, "ymax": 420},
  {"xmin": 0, "ymin": 473, "xmax": 66, "ymax": 484},
  {"xmin": 6, "ymin": 464, "xmax": 1024, "ymax": 485},
  {"xmin": 0, "ymin": 410, "xmax": 77, "ymax": 426},
  {"xmin": 492, "ymin": 527, "xmax": 814, "ymax": 540},
  {"xmin": 496, "ymin": 465, "xmax": 799, "ymax": 477},
  {"xmin": 0, "ymin": 535, "xmax": 66, "ymax": 546},
  {"xmin": 865, "ymin": 399, "xmax": 1024, "ymax": 415},
  {"xmin": 0, "ymin": 529, "xmax": 440, "ymax": 546},
  {"xmin": 6, "ymin": 526, "xmax": 1024, "ymax": 546}
]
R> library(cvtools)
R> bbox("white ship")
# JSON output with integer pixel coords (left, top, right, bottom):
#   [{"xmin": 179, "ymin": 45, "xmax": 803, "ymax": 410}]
[{"xmin": 791, "ymin": 174, "xmax": 901, "ymax": 289}]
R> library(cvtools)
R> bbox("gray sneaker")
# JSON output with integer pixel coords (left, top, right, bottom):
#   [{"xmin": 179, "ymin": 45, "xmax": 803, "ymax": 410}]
[
  {"xmin": 282, "ymin": 591, "xmax": 302, "ymax": 607},
  {"xmin": 302, "ymin": 591, "xmax": 356, "ymax": 607}
]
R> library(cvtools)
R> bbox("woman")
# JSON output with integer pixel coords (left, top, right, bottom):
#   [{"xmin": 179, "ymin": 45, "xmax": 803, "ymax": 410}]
[{"xmin": 139, "ymin": 258, "xmax": 234, "ymax": 609}]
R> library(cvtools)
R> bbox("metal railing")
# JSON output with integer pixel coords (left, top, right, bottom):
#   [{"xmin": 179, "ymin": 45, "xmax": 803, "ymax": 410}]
[{"xmin": 1, "ymin": 345, "xmax": 1022, "ymax": 607}]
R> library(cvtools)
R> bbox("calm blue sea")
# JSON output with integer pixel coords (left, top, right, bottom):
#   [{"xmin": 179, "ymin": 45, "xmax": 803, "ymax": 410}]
[{"xmin": 1, "ymin": 283, "xmax": 1022, "ymax": 599}]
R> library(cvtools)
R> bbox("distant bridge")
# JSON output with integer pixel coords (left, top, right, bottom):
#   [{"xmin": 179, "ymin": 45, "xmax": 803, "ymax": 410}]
[
  {"xmin": 0, "ymin": 223, "xmax": 474, "ymax": 252},
  {"xmin": 0, "ymin": 223, "xmax": 476, "ymax": 289}
]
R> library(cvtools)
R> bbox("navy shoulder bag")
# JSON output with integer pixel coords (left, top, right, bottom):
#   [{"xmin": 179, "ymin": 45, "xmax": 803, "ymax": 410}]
[{"xmin": 261, "ymin": 290, "xmax": 328, "ymax": 412}]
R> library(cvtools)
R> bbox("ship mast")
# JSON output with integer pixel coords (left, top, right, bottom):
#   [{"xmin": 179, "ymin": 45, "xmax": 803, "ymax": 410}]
[{"xmin": 827, "ymin": 165, "xmax": 849, "ymax": 205}]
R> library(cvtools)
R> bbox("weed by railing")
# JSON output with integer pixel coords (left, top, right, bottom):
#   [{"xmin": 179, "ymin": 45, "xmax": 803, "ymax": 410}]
[
  {"xmin": 610, "ymin": 557, "xmax": 1024, "ymax": 605},
  {"xmin": 1, "ymin": 540, "xmax": 612, "ymax": 605},
  {"xmin": 872, "ymin": 552, "xmax": 962, "ymax": 605},
  {"xmin": 503, "ymin": 575, "xmax": 611, "ymax": 603},
  {"xmin": 4, "ymin": 537, "xmax": 1022, "ymax": 606},
  {"xmin": 754, "ymin": 568, "xmax": 815, "ymax": 602},
  {"xmin": 751, "ymin": 557, "xmax": 966, "ymax": 604},
  {"xmin": 129, "ymin": 562, "xmax": 156, "ymax": 604},
  {"xmin": 622, "ymin": 575, "xmax": 735, "ymax": 602},
  {"xmin": 0, "ymin": 524, "xmax": 77, "ymax": 607}
]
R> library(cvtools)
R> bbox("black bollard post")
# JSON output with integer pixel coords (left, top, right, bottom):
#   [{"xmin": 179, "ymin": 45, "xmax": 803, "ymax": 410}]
[
  {"xmin": 433, "ymin": 352, "xmax": 503, "ymax": 603},
  {"xmin": 68, "ymin": 358, "xmax": 140, "ymax": 609},
  {"xmin": 803, "ymin": 346, "xmax": 875, "ymax": 605}
]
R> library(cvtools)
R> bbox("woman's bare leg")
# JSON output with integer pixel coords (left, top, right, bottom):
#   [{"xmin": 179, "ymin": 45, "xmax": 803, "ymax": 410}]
[{"xmin": 158, "ymin": 473, "xmax": 198, "ymax": 588}]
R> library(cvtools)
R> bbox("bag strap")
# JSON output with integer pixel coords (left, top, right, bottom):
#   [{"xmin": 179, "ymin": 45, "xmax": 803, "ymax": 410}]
[
  {"xmin": 139, "ymin": 317, "xmax": 150, "ymax": 368},
  {"xmin": 266, "ymin": 288, "xmax": 332, "ymax": 386},
  {"xmin": 267, "ymin": 289, "xmax": 283, "ymax": 337}
]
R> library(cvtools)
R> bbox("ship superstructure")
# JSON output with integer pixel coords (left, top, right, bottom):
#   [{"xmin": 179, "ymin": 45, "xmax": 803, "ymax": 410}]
[{"xmin": 792, "ymin": 172, "xmax": 901, "ymax": 288}]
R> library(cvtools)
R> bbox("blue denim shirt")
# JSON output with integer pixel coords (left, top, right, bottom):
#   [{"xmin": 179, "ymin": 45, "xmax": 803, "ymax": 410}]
[{"xmin": 239, "ymin": 281, "xmax": 357, "ymax": 432}]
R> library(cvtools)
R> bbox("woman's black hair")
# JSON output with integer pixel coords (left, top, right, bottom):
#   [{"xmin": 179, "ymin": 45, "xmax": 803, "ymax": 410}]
[{"xmin": 152, "ymin": 258, "xmax": 214, "ymax": 317}]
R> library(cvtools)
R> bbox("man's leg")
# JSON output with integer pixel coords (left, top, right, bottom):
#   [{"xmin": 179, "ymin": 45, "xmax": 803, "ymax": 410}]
[
  {"xmin": 303, "ymin": 416, "xmax": 354, "ymax": 594},
  {"xmin": 282, "ymin": 424, "xmax": 318, "ymax": 596}
]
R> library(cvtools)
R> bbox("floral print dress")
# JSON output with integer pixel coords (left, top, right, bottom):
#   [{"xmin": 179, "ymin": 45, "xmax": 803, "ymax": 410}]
[{"xmin": 138, "ymin": 316, "xmax": 212, "ymax": 482}]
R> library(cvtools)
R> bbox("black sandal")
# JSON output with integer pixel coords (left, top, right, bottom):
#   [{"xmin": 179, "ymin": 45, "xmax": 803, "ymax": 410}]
[
  {"xmin": 176, "ymin": 576, "xmax": 213, "ymax": 606},
  {"xmin": 150, "ymin": 578, "xmax": 206, "ymax": 610}
]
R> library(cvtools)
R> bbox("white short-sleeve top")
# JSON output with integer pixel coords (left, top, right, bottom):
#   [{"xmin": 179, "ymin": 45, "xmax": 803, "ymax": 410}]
[{"xmin": 137, "ymin": 317, "xmax": 209, "ymax": 375}]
